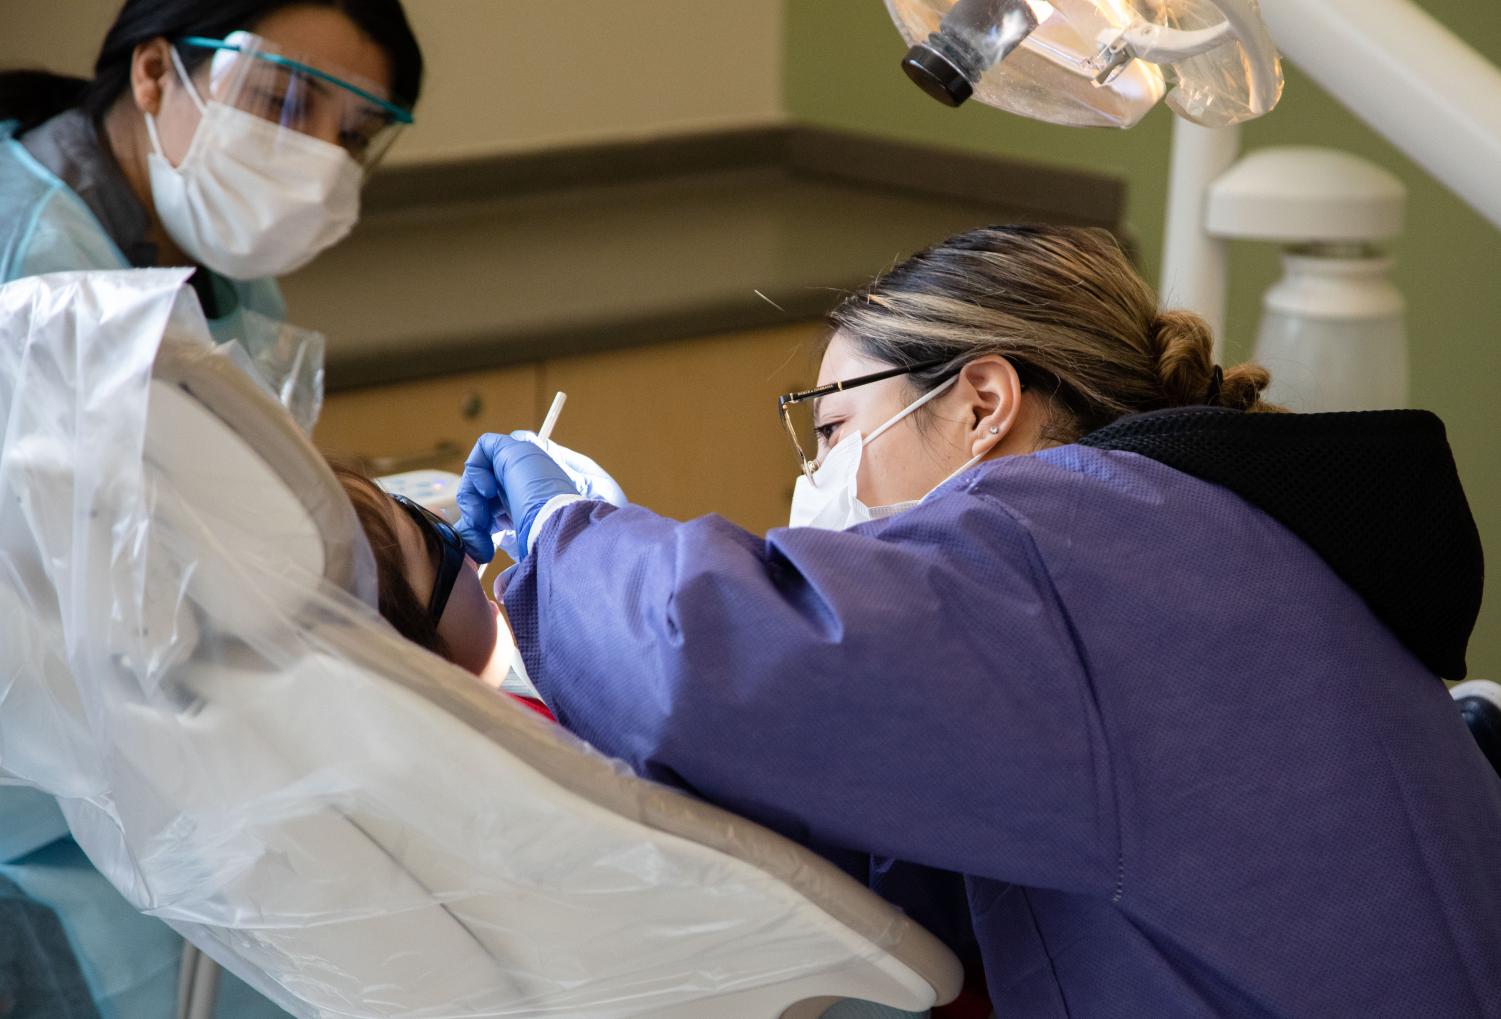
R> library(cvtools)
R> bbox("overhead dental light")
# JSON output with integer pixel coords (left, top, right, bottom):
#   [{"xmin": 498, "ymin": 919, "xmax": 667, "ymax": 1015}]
[
  {"xmin": 886, "ymin": 0, "xmax": 1501, "ymax": 420},
  {"xmin": 888, "ymin": 0, "xmax": 1283, "ymax": 127}
]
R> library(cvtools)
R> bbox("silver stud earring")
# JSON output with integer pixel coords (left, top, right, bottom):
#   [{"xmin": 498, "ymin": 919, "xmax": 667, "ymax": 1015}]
[{"xmin": 988, "ymin": 426, "xmax": 1000, "ymax": 435}]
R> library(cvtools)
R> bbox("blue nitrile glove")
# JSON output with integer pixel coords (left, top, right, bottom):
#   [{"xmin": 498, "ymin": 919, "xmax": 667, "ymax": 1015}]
[
  {"xmin": 457, "ymin": 434, "xmax": 579, "ymax": 563},
  {"xmin": 509, "ymin": 431, "xmax": 627, "ymax": 507},
  {"xmin": 485, "ymin": 432, "xmax": 627, "ymax": 558}
]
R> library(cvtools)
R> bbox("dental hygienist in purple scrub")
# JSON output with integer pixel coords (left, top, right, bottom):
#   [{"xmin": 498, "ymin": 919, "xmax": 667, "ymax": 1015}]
[{"xmin": 460, "ymin": 224, "xmax": 1500, "ymax": 1019}]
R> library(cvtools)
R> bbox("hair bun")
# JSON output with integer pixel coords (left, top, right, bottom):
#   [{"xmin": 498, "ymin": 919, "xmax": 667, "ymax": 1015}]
[
  {"xmin": 1149, "ymin": 310, "xmax": 1216, "ymax": 406},
  {"xmin": 1216, "ymin": 363, "xmax": 1274, "ymax": 412},
  {"xmin": 1149, "ymin": 309, "xmax": 1273, "ymax": 411}
]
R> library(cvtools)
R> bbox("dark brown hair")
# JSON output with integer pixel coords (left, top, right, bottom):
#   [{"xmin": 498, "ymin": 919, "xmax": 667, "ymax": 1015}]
[
  {"xmin": 829, "ymin": 224, "xmax": 1279, "ymax": 444},
  {"xmin": 328, "ymin": 460, "xmax": 448, "ymax": 657}
]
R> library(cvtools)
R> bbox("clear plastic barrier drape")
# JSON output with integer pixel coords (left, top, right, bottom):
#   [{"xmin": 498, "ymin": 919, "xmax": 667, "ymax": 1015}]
[{"xmin": 0, "ymin": 271, "xmax": 921, "ymax": 1018}]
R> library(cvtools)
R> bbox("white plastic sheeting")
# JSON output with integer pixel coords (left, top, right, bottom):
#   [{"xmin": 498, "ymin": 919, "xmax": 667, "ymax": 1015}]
[{"xmin": 0, "ymin": 271, "xmax": 958, "ymax": 1018}]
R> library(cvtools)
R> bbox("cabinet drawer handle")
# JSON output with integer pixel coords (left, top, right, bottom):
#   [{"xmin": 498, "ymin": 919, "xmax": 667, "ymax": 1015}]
[{"xmin": 366, "ymin": 441, "xmax": 465, "ymax": 475}]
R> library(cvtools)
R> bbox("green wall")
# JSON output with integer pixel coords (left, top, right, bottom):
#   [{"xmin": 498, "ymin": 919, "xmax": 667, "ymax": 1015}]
[{"xmin": 786, "ymin": 1, "xmax": 1501, "ymax": 679}]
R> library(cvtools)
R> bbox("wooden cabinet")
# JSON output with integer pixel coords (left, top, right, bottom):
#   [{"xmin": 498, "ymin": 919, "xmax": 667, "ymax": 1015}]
[{"xmin": 316, "ymin": 320, "xmax": 827, "ymax": 561}]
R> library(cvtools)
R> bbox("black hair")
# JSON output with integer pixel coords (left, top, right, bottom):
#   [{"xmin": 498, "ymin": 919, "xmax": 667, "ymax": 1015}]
[{"xmin": 0, "ymin": 0, "xmax": 422, "ymax": 134}]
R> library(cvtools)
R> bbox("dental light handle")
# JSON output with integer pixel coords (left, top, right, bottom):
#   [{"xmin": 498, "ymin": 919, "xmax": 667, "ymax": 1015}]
[
  {"xmin": 902, "ymin": 0, "xmax": 1043, "ymax": 106},
  {"xmin": 936, "ymin": 0, "xmax": 1040, "ymax": 75}
]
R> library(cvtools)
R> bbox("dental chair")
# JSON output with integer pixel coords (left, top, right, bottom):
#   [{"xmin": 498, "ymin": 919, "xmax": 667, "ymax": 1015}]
[
  {"xmin": 0, "ymin": 271, "xmax": 963, "ymax": 1019},
  {"xmin": 1453, "ymin": 680, "xmax": 1501, "ymax": 777}
]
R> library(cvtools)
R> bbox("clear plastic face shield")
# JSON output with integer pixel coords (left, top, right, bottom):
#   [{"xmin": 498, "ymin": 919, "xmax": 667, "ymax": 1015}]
[
  {"xmin": 178, "ymin": 31, "xmax": 413, "ymax": 170},
  {"xmin": 887, "ymin": 0, "xmax": 1283, "ymax": 128}
]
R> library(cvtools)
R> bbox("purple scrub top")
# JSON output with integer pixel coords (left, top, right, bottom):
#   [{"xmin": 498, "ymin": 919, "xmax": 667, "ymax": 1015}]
[{"xmin": 505, "ymin": 408, "xmax": 1500, "ymax": 1017}]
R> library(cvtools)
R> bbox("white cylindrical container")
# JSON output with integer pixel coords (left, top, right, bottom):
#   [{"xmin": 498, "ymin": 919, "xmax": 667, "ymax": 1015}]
[{"xmin": 1252, "ymin": 250, "xmax": 1408, "ymax": 412}]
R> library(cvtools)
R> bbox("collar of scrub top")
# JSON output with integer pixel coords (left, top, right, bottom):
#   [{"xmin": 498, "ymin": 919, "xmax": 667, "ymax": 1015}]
[
  {"xmin": 177, "ymin": 35, "xmax": 415, "ymax": 126},
  {"xmin": 391, "ymin": 494, "xmax": 465, "ymax": 624}
]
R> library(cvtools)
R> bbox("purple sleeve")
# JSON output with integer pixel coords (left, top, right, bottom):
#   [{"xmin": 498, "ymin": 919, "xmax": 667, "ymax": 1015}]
[{"xmin": 503, "ymin": 498, "xmax": 1120, "ymax": 892}]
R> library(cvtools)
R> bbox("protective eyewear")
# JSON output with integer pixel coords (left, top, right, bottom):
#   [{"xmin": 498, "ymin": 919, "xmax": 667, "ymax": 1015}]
[
  {"xmin": 391, "ymin": 495, "xmax": 465, "ymax": 625},
  {"xmin": 777, "ymin": 358, "xmax": 954, "ymax": 483},
  {"xmin": 179, "ymin": 32, "xmax": 413, "ymax": 168}
]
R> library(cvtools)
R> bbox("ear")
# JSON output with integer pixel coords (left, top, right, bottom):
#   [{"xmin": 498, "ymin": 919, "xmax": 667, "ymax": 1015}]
[
  {"xmin": 957, "ymin": 355, "xmax": 1023, "ymax": 458},
  {"xmin": 129, "ymin": 38, "xmax": 174, "ymax": 116}
]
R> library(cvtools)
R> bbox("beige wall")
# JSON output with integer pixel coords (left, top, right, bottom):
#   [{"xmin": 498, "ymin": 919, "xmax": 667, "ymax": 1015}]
[
  {"xmin": 0, "ymin": 0, "xmax": 115, "ymax": 71},
  {"xmin": 395, "ymin": 0, "xmax": 785, "ymax": 163},
  {"xmin": 0, "ymin": 0, "xmax": 787, "ymax": 163}
]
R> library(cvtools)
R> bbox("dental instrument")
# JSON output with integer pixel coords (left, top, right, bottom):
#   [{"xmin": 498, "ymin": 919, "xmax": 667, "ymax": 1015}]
[{"xmin": 538, "ymin": 391, "xmax": 567, "ymax": 445}]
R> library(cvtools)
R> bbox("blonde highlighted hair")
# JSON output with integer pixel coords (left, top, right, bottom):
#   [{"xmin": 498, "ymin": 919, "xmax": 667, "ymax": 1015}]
[{"xmin": 830, "ymin": 225, "xmax": 1277, "ymax": 444}]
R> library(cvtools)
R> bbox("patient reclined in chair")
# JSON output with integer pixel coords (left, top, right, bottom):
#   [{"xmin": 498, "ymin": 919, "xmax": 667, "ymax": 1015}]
[
  {"xmin": 333, "ymin": 463, "xmax": 556, "ymax": 720},
  {"xmin": 0, "ymin": 270, "xmax": 962, "ymax": 1019}
]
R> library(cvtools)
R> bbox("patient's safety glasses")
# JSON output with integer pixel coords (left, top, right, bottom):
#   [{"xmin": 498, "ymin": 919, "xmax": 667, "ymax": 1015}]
[{"xmin": 391, "ymin": 495, "xmax": 465, "ymax": 624}]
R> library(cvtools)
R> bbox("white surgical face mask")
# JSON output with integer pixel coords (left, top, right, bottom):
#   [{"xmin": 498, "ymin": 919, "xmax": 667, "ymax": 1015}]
[
  {"xmin": 788, "ymin": 373, "xmax": 986, "ymax": 530},
  {"xmin": 144, "ymin": 47, "xmax": 362, "ymax": 280}
]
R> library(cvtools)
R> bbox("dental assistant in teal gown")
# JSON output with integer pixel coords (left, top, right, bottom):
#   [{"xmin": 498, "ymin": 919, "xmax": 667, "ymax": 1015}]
[{"xmin": 0, "ymin": 0, "xmax": 421, "ymax": 1014}]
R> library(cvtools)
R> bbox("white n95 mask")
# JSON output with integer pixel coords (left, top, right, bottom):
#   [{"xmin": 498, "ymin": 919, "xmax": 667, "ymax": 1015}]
[
  {"xmin": 144, "ymin": 47, "xmax": 362, "ymax": 280},
  {"xmin": 789, "ymin": 372, "xmax": 985, "ymax": 530}
]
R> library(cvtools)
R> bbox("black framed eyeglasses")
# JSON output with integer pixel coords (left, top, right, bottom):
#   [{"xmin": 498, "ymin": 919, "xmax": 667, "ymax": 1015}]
[
  {"xmin": 776, "ymin": 358, "xmax": 953, "ymax": 482},
  {"xmin": 391, "ymin": 494, "xmax": 466, "ymax": 624}
]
